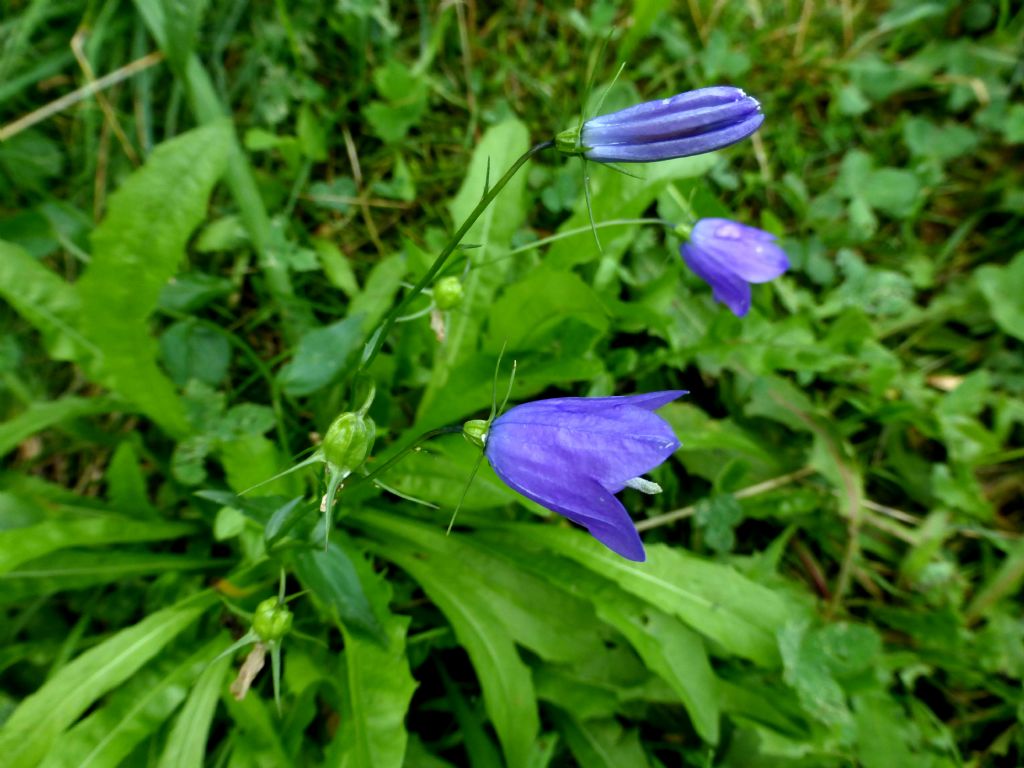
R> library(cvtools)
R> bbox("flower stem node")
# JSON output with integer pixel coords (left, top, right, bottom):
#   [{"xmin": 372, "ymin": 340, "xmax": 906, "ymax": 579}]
[
  {"xmin": 462, "ymin": 419, "xmax": 489, "ymax": 450},
  {"xmin": 252, "ymin": 598, "xmax": 293, "ymax": 644},
  {"xmin": 433, "ymin": 276, "xmax": 464, "ymax": 310}
]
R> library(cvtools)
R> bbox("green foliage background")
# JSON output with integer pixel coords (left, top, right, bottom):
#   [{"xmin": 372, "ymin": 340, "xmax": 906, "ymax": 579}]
[{"xmin": 1, "ymin": 1, "xmax": 1022, "ymax": 766}]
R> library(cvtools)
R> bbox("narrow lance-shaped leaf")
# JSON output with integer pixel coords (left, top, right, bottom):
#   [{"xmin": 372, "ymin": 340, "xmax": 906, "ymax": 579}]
[
  {"xmin": 38, "ymin": 639, "xmax": 224, "ymax": 768},
  {"xmin": 76, "ymin": 122, "xmax": 231, "ymax": 438},
  {"xmin": 0, "ymin": 592, "xmax": 216, "ymax": 768},
  {"xmin": 358, "ymin": 516, "xmax": 541, "ymax": 768},
  {"xmin": 157, "ymin": 651, "xmax": 232, "ymax": 768},
  {"xmin": 325, "ymin": 535, "xmax": 416, "ymax": 768}
]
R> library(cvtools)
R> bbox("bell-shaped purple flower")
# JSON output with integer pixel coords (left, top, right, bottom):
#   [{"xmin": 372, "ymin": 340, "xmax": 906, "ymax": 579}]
[
  {"xmin": 680, "ymin": 218, "xmax": 789, "ymax": 317},
  {"xmin": 567, "ymin": 86, "xmax": 764, "ymax": 163},
  {"xmin": 480, "ymin": 391, "xmax": 685, "ymax": 562}
]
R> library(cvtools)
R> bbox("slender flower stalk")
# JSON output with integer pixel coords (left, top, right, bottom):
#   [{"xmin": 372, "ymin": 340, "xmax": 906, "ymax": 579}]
[
  {"xmin": 558, "ymin": 86, "xmax": 764, "ymax": 163},
  {"xmin": 680, "ymin": 218, "xmax": 789, "ymax": 316},
  {"xmin": 359, "ymin": 140, "xmax": 554, "ymax": 370}
]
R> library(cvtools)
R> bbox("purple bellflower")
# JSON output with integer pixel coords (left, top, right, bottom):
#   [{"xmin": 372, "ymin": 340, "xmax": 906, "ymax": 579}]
[
  {"xmin": 680, "ymin": 218, "xmax": 789, "ymax": 317},
  {"xmin": 465, "ymin": 391, "xmax": 685, "ymax": 562},
  {"xmin": 557, "ymin": 86, "xmax": 764, "ymax": 163}
]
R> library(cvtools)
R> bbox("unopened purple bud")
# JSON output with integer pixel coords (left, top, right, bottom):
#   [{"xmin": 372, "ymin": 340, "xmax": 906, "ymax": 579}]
[
  {"xmin": 680, "ymin": 218, "xmax": 789, "ymax": 317},
  {"xmin": 482, "ymin": 391, "xmax": 685, "ymax": 562},
  {"xmin": 561, "ymin": 86, "xmax": 764, "ymax": 164}
]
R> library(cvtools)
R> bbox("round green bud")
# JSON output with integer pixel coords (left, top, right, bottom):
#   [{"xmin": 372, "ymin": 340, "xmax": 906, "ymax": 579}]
[
  {"xmin": 463, "ymin": 419, "xmax": 488, "ymax": 450},
  {"xmin": 323, "ymin": 411, "xmax": 375, "ymax": 474},
  {"xmin": 253, "ymin": 597, "xmax": 293, "ymax": 643},
  {"xmin": 434, "ymin": 276, "xmax": 464, "ymax": 310}
]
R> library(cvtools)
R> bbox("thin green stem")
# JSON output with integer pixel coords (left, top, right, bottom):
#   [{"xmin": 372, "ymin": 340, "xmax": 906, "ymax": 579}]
[
  {"xmin": 359, "ymin": 140, "xmax": 555, "ymax": 370},
  {"xmin": 345, "ymin": 425, "xmax": 464, "ymax": 490}
]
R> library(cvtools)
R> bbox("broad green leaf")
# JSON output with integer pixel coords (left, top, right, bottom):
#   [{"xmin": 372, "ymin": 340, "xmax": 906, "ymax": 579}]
[
  {"xmin": 778, "ymin": 621, "xmax": 850, "ymax": 732},
  {"xmin": 476, "ymin": 532, "xmax": 719, "ymax": 743},
  {"xmin": 0, "ymin": 240, "xmax": 85, "ymax": 360},
  {"xmin": 0, "ymin": 551, "xmax": 224, "ymax": 603},
  {"xmin": 976, "ymin": 251, "xmax": 1024, "ymax": 341},
  {"xmin": 133, "ymin": 0, "xmax": 300, "ymax": 339},
  {"xmin": 161, "ymin": 0, "xmax": 209, "ymax": 74},
  {"xmin": 220, "ymin": 686, "xmax": 291, "ymax": 766},
  {"xmin": 358, "ymin": 513, "xmax": 607, "ymax": 665},
  {"xmin": 160, "ymin": 319, "xmax": 232, "ymax": 387},
  {"xmin": 157, "ymin": 652, "xmax": 231, "ymax": 768},
  {"xmin": 327, "ymin": 539, "xmax": 416, "ymax": 768},
  {"xmin": 505, "ymin": 525, "xmax": 800, "ymax": 666},
  {"xmin": 716, "ymin": 678, "xmax": 806, "ymax": 736},
  {"xmin": 293, "ymin": 541, "xmax": 385, "ymax": 641},
  {"xmin": 486, "ymin": 268, "xmax": 610, "ymax": 352},
  {"xmin": 418, "ymin": 119, "xmax": 531, "ymax": 417},
  {"xmin": 554, "ymin": 713, "xmax": 650, "ymax": 768},
  {"xmin": 218, "ymin": 434, "xmax": 299, "ymax": 497},
  {"xmin": 0, "ymin": 396, "xmax": 121, "ymax": 457},
  {"xmin": 359, "ymin": 516, "xmax": 540, "ymax": 768},
  {"xmin": 38, "ymin": 639, "xmax": 222, "ymax": 768},
  {"xmin": 596, "ymin": 604, "xmax": 718, "ymax": 742},
  {"xmin": 348, "ymin": 252, "xmax": 407, "ymax": 331},
  {"xmin": 158, "ymin": 269, "xmax": 234, "ymax": 310},
  {"xmin": 106, "ymin": 441, "xmax": 156, "ymax": 516},
  {"xmin": 660, "ymin": 402, "xmax": 782, "ymax": 484},
  {"xmin": 903, "ymin": 117, "xmax": 978, "ymax": 162},
  {"xmin": 853, "ymin": 692, "xmax": 919, "ymax": 768},
  {"xmin": 0, "ymin": 592, "xmax": 215, "ymax": 768},
  {"xmin": 862, "ymin": 168, "xmax": 921, "ymax": 218},
  {"xmin": 364, "ymin": 59, "xmax": 429, "ymax": 143},
  {"xmin": 276, "ymin": 315, "xmax": 364, "ymax": 397},
  {"xmin": 0, "ymin": 515, "xmax": 195, "ymax": 575},
  {"xmin": 76, "ymin": 122, "xmax": 231, "ymax": 438}
]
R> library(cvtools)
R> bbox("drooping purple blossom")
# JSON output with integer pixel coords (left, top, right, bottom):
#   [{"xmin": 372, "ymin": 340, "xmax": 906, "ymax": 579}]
[
  {"xmin": 680, "ymin": 218, "xmax": 789, "ymax": 317},
  {"xmin": 480, "ymin": 391, "xmax": 685, "ymax": 562},
  {"xmin": 574, "ymin": 86, "xmax": 764, "ymax": 163}
]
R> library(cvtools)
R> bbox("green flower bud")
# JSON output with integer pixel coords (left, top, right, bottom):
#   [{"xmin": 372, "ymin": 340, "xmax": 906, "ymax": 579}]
[
  {"xmin": 434, "ymin": 276, "xmax": 464, "ymax": 310},
  {"xmin": 252, "ymin": 597, "xmax": 293, "ymax": 643},
  {"xmin": 463, "ymin": 418, "xmax": 488, "ymax": 450},
  {"xmin": 323, "ymin": 411, "xmax": 375, "ymax": 474}
]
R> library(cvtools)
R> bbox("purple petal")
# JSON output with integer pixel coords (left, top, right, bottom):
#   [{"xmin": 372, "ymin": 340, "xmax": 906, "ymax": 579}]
[
  {"xmin": 585, "ymin": 86, "xmax": 753, "ymax": 129},
  {"xmin": 481, "ymin": 391, "xmax": 684, "ymax": 561},
  {"xmin": 583, "ymin": 95, "xmax": 760, "ymax": 145},
  {"xmin": 521, "ymin": 390, "xmax": 687, "ymax": 413},
  {"xmin": 489, "ymin": 400, "xmax": 680, "ymax": 491},
  {"xmin": 690, "ymin": 218, "xmax": 789, "ymax": 283},
  {"xmin": 681, "ymin": 241, "xmax": 753, "ymax": 316},
  {"xmin": 583, "ymin": 113, "xmax": 764, "ymax": 163},
  {"xmin": 487, "ymin": 456, "xmax": 646, "ymax": 561}
]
